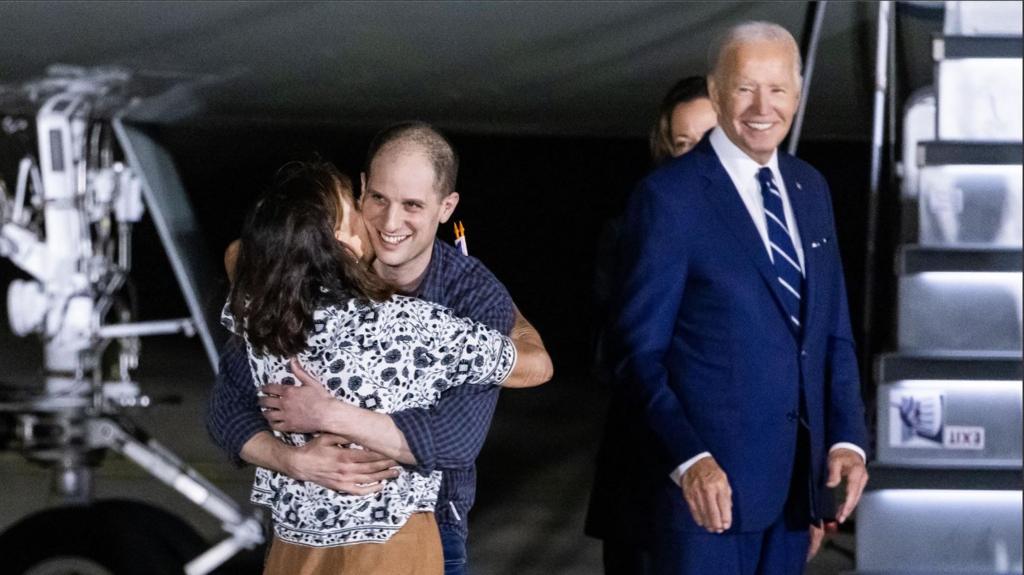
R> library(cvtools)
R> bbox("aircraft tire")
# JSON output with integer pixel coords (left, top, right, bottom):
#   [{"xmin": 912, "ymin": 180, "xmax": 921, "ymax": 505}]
[{"xmin": 0, "ymin": 499, "xmax": 207, "ymax": 575}]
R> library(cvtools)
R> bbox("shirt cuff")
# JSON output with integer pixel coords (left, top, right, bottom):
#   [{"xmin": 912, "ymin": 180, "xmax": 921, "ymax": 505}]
[
  {"xmin": 829, "ymin": 442, "xmax": 866, "ymax": 462},
  {"xmin": 669, "ymin": 451, "xmax": 712, "ymax": 486},
  {"xmin": 390, "ymin": 408, "xmax": 436, "ymax": 473},
  {"xmin": 224, "ymin": 412, "xmax": 271, "ymax": 467}
]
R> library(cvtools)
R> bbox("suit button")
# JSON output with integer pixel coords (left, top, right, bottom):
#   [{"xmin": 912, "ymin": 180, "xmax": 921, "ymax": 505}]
[
  {"xmin": 786, "ymin": 411, "xmax": 798, "ymax": 422},
  {"xmin": 801, "ymin": 349, "xmax": 808, "ymax": 358}
]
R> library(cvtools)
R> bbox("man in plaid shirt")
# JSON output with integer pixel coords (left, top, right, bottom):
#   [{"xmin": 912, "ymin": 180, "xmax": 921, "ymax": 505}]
[{"xmin": 207, "ymin": 122, "xmax": 548, "ymax": 574}]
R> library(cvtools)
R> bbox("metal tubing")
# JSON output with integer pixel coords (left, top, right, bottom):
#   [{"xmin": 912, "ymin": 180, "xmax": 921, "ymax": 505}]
[
  {"xmin": 788, "ymin": 1, "xmax": 828, "ymax": 156},
  {"xmin": 98, "ymin": 418, "xmax": 265, "ymax": 574},
  {"xmin": 97, "ymin": 318, "xmax": 194, "ymax": 339},
  {"xmin": 185, "ymin": 534, "xmax": 260, "ymax": 575},
  {"xmin": 862, "ymin": 1, "xmax": 892, "ymax": 365},
  {"xmin": 13, "ymin": 157, "xmax": 32, "ymax": 224}
]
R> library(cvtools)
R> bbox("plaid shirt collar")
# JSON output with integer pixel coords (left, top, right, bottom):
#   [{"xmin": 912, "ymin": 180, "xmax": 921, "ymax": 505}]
[{"xmin": 410, "ymin": 239, "xmax": 449, "ymax": 303}]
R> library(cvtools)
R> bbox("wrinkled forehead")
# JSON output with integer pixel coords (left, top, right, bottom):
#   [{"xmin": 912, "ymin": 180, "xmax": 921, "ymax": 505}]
[{"xmin": 718, "ymin": 38, "xmax": 801, "ymax": 82}]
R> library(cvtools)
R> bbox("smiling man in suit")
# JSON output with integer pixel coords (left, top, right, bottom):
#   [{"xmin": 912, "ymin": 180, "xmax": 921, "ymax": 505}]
[{"xmin": 611, "ymin": 21, "xmax": 869, "ymax": 574}]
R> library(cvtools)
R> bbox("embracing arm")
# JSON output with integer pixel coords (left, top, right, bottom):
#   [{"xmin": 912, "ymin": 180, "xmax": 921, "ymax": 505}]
[
  {"xmin": 206, "ymin": 337, "xmax": 272, "ymax": 465},
  {"xmin": 389, "ymin": 306, "xmax": 547, "ymax": 471},
  {"xmin": 210, "ymin": 338, "xmax": 401, "ymax": 491},
  {"xmin": 240, "ymin": 430, "xmax": 399, "ymax": 494},
  {"xmin": 261, "ymin": 362, "xmax": 417, "ymax": 465},
  {"xmin": 262, "ymin": 373, "xmax": 500, "ymax": 472},
  {"xmin": 263, "ymin": 307, "xmax": 551, "ymax": 462},
  {"xmin": 217, "ymin": 240, "xmax": 402, "ymax": 489},
  {"xmin": 502, "ymin": 308, "xmax": 553, "ymax": 388}
]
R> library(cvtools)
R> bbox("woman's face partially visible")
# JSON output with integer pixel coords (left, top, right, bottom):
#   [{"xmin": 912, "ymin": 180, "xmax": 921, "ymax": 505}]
[
  {"xmin": 669, "ymin": 97, "xmax": 717, "ymax": 157},
  {"xmin": 334, "ymin": 193, "xmax": 373, "ymax": 262}
]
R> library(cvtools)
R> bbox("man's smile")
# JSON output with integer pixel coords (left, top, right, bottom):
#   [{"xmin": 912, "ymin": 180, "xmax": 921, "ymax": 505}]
[{"xmin": 379, "ymin": 231, "xmax": 411, "ymax": 245}]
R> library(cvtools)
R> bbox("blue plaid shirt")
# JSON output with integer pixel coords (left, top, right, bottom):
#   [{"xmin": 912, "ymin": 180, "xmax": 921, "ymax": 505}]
[{"xmin": 206, "ymin": 239, "xmax": 515, "ymax": 539}]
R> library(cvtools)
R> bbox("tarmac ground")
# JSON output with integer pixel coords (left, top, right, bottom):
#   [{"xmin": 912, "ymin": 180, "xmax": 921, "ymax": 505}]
[{"xmin": 0, "ymin": 332, "xmax": 856, "ymax": 574}]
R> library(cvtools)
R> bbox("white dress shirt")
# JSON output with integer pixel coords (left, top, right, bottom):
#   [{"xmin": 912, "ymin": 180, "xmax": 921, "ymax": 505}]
[{"xmin": 669, "ymin": 128, "xmax": 865, "ymax": 487}]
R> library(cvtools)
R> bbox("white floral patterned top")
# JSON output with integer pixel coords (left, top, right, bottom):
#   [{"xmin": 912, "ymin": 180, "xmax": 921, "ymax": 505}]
[{"xmin": 221, "ymin": 294, "xmax": 516, "ymax": 547}]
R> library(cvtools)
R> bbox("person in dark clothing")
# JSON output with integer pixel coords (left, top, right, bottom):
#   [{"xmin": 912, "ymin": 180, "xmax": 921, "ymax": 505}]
[{"xmin": 585, "ymin": 75, "xmax": 717, "ymax": 575}]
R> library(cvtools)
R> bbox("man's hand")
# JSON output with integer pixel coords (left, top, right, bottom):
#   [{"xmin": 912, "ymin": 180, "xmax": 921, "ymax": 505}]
[
  {"xmin": 240, "ymin": 432, "xmax": 400, "ymax": 495},
  {"xmin": 827, "ymin": 448, "xmax": 869, "ymax": 523},
  {"xmin": 272, "ymin": 359, "xmax": 417, "ymax": 464},
  {"xmin": 285, "ymin": 434, "xmax": 400, "ymax": 495},
  {"xmin": 807, "ymin": 522, "xmax": 824, "ymax": 561},
  {"xmin": 806, "ymin": 521, "xmax": 837, "ymax": 561},
  {"xmin": 681, "ymin": 456, "xmax": 733, "ymax": 533},
  {"xmin": 260, "ymin": 379, "xmax": 336, "ymax": 434}
]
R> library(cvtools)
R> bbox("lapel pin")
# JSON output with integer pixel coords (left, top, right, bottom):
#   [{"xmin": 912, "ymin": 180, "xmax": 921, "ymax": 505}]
[{"xmin": 796, "ymin": 181, "xmax": 803, "ymax": 190}]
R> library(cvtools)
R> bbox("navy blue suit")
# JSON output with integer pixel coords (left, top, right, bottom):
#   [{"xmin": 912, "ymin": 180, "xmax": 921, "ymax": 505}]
[{"xmin": 605, "ymin": 136, "xmax": 868, "ymax": 571}]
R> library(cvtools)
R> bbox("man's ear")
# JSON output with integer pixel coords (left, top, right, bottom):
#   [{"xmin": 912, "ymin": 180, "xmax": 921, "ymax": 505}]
[
  {"xmin": 437, "ymin": 192, "xmax": 460, "ymax": 224},
  {"xmin": 359, "ymin": 172, "xmax": 367, "ymax": 206}
]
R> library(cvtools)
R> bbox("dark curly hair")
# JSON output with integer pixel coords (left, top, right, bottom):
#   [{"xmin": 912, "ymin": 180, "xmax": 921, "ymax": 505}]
[{"xmin": 229, "ymin": 161, "xmax": 393, "ymax": 357}]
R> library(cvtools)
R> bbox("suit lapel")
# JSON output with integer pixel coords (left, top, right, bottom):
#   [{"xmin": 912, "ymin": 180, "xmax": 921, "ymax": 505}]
[
  {"xmin": 779, "ymin": 154, "xmax": 817, "ymax": 342},
  {"xmin": 694, "ymin": 140, "xmax": 795, "ymax": 326}
]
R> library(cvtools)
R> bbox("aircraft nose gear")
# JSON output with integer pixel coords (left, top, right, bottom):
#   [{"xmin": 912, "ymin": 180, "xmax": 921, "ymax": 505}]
[{"xmin": 0, "ymin": 67, "xmax": 263, "ymax": 575}]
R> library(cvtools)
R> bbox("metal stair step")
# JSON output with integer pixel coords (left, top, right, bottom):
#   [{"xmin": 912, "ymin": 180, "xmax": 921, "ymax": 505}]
[
  {"xmin": 877, "ymin": 353, "xmax": 1023, "ymax": 382},
  {"xmin": 866, "ymin": 464, "xmax": 1023, "ymax": 491},
  {"xmin": 876, "ymin": 377, "xmax": 1022, "ymax": 469},
  {"xmin": 895, "ymin": 247, "xmax": 1021, "ymax": 353},
  {"xmin": 856, "ymin": 489, "xmax": 1022, "ymax": 572},
  {"xmin": 914, "ymin": 163, "xmax": 1022, "ymax": 248},
  {"xmin": 899, "ymin": 245, "xmax": 1023, "ymax": 273},
  {"xmin": 933, "ymin": 36, "xmax": 1023, "ymax": 142},
  {"xmin": 944, "ymin": 0, "xmax": 1024, "ymax": 36},
  {"xmin": 934, "ymin": 36, "xmax": 1023, "ymax": 61},
  {"xmin": 918, "ymin": 142, "xmax": 1023, "ymax": 167}
]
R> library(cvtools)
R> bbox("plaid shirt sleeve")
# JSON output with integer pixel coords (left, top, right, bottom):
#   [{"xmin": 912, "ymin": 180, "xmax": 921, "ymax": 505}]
[
  {"xmin": 205, "ymin": 336, "xmax": 269, "ymax": 466},
  {"xmin": 391, "ymin": 252, "xmax": 516, "ymax": 472}
]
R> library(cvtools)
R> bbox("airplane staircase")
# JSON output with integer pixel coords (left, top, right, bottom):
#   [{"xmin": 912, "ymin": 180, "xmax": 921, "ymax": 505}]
[{"xmin": 856, "ymin": 1, "xmax": 1023, "ymax": 573}]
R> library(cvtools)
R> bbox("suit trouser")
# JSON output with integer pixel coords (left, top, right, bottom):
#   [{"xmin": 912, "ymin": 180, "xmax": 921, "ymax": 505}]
[
  {"xmin": 645, "ymin": 426, "xmax": 814, "ymax": 575},
  {"xmin": 647, "ymin": 511, "xmax": 810, "ymax": 575}
]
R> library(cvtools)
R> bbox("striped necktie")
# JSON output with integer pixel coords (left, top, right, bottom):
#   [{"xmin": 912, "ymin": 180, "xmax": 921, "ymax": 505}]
[{"xmin": 757, "ymin": 167, "xmax": 803, "ymax": 332}]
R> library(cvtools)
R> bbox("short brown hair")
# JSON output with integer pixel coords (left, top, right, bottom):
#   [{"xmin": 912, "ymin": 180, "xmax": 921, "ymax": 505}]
[{"xmin": 364, "ymin": 121, "xmax": 459, "ymax": 196}]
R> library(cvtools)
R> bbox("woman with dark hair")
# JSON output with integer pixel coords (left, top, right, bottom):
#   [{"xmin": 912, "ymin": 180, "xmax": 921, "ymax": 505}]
[
  {"xmin": 648, "ymin": 75, "xmax": 718, "ymax": 164},
  {"xmin": 223, "ymin": 161, "xmax": 551, "ymax": 574}
]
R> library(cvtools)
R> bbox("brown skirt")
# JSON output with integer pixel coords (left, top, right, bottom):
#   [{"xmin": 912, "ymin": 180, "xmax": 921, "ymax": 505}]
[{"xmin": 263, "ymin": 512, "xmax": 443, "ymax": 575}]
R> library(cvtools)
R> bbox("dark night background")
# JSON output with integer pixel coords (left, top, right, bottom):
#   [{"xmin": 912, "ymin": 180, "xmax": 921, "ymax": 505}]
[
  {"xmin": 135, "ymin": 126, "xmax": 879, "ymax": 383},
  {"xmin": 3, "ymin": 2, "xmax": 1002, "ymax": 572}
]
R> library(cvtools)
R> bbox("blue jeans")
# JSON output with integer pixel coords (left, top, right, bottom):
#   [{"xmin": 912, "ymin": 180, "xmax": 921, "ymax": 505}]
[{"xmin": 440, "ymin": 525, "xmax": 468, "ymax": 575}]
